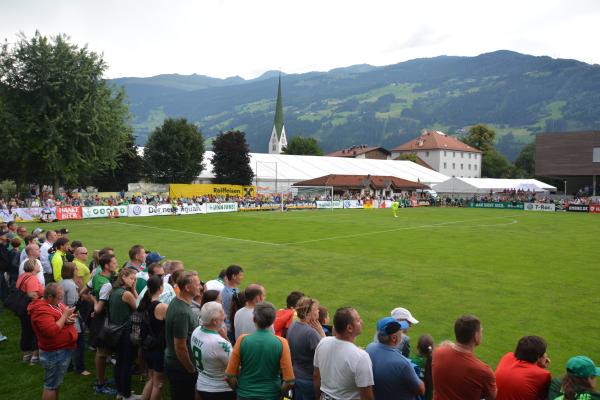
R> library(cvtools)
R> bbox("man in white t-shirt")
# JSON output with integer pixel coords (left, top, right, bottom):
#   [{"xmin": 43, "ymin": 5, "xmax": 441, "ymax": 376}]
[
  {"xmin": 39, "ymin": 230, "xmax": 57, "ymax": 283},
  {"xmin": 313, "ymin": 307, "xmax": 374, "ymax": 400},
  {"xmin": 19, "ymin": 243, "xmax": 45, "ymax": 285},
  {"xmin": 191, "ymin": 301, "xmax": 234, "ymax": 399},
  {"xmin": 233, "ymin": 284, "xmax": 273, "ymax": 340}
]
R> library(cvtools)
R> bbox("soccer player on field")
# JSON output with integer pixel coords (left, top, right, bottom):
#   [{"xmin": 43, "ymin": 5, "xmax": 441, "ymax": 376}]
[{"xmin": 392, "ymin": 198, "xmax": 400, "ymax": 218}]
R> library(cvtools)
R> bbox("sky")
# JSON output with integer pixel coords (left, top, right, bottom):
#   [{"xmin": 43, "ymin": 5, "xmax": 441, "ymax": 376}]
[{"xmin": 1, "ymin": 0, "xmax": 599, "ymax": 79}]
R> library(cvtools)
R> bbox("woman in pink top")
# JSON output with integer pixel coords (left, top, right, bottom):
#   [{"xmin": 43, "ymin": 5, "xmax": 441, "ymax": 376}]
[{"xmin": 16, "ymin": 259, "xmax": 45, "ymax": 364}]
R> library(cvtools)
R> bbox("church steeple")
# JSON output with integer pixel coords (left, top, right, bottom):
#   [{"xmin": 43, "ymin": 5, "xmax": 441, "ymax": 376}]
[
  {"xmin": 268, "ymin": 73, "xmax": 287, "ymax": 154},
  {"xmin": 273, "ymin": 74, "xmax": 284, "ymax": 139}
]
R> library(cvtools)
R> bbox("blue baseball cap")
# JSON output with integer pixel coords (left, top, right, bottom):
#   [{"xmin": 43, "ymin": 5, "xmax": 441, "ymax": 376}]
[
  {"xmin": 377, "ymin": 317, "xmax": 409, "ymax": 335},
  {"xmin": 146, "ymin": 252, "xmax": 166, "ymax": 265}
]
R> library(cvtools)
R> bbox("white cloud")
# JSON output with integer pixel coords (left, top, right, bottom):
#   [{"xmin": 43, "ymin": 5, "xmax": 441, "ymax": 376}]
[{"xmin": 1, "ymin": 0, "xmax": 598, "ymax": 78}]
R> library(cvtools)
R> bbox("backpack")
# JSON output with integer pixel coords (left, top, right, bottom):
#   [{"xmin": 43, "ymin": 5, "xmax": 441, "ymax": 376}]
[{"xmin": 129, "ymin": 309, "xmax": 149, "ymax": 346}]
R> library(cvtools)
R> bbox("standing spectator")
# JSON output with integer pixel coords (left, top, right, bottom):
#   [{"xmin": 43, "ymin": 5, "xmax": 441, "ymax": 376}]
[
  {"xmin": 28, "ymin": 283, "xmax": 77, "ymax": 400},
  {"xmin": 123, "ymin": 244, "xmax": 147, "ymax": 273},
  {"xmin": 550, "ymin": 356, "xmax": 599, "ymax": 400},
  {"xmin": 7, "ymin": 237, "xmax": 22, "ymax": 288},
  {"xmin": 274, "ymin": 290, "xmax": 304, "ymax": 337},
  {"xmin": 165, "ymin": 271, "xmax": 202, "ymax": 400},
  {"xmin": 135, "ymin": 262, "xmax": 167, "ymax": 307},
  {"xmin": 108, "ymin": 268, "xmax": 139, "ymax": 400},
  {"xmin": 80, "ymin": 253, "xmax": 118, "ymax": 395},
  {"xmin": 138, "ymin": 275, "xmax": 168, "ymax": 400},
  {"xmin": 72, "ymin": 246, "xmax": 91, "ymax": 287},
  {"xmin": 313, "ymin": 307, "xmax": 374, "ymax": 400},
  {"xmin": 411, "ymin": 334, "xmax": 435, "ymax": 400},
  {"xmin": 233, "ymin": 284, "xmax": 269, "ymax": 340},
  {"xmin": 51, "ymin": 237, "xmax": 70, "ymax": 282},
  {"xmin": 0, "ymin": 231, "xmax": 11, "ymax": 300},
  {"xmin": 191, "ymin": 301, "xmax": 234, "ymax": 400},
  {"xmin": 40, "ymin": 230, "xmax": 57, "ymax": 284},
  {"xmin": 17, "ymin": 259, "xmax": 44, "ymax": 364},
  {"xmin": 318, "ymin": 306, "xmax": 332, "ymax": 337},
  {"xmin": 495, "ymin": 335, "xmax": 551, "ymax": 400},
  {"xmin": 59, "ymin": 263, "xmax": 89, "ymax": 375},
  {"xmin": 371, "ymin": 306, "xmax": 419, "ymax": 358},
  {"xmin": 432, "ymin": 315, "xmax": 496, "ymax": 400},
  {"xmin": 6, "ymin": 221, "xmax": 18, "ymax": 239},
  {"xmin": 366, "ymin": 317, "xmax": 425, "ymax": 400},
  {"xmin": 225, "ymin": 302, "xmax": 295, "ymax": 400},
  {"xmin": 201, "ymin": 289, "xmax": 222, "ymax": 307},
  {"xmin": 220, "ymin": 264, "xmax": 244, "ymax": 340},
  {"xmin": 19, "ymin": 243, "xmax": 45, "ymax": 285},
  {"xmin": 287, "ymin": 297, "xmax": 326, "ymax": 400}
]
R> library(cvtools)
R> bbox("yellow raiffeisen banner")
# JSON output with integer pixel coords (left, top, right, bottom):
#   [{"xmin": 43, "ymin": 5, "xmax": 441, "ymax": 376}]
[{"xmin": 170, "ymin": 184, "xmax": 256, "ymax": 198}]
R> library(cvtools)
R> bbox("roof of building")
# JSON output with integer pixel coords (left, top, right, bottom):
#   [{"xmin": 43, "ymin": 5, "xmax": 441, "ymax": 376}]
[
  {"xmin": 293, "ymin": 174, "xmax": 428, "ymax": 189},
  {"xmin": 327, "ymin": 145, "xmax": 391, "ymax": 158},
  {"xmin": 392, "ymin": 130, "xmax": 482, "ymax": 153},
  {"xmin": 273, "ymin": 75, "xmax": 284, "ymax": 139},
  {"xmin": 432, "ymin": 177, "xmax": 557, "ymax": 194},
  {"xmin": 197, "ymin": 151, "xmax": 449, "ymax": 185}
]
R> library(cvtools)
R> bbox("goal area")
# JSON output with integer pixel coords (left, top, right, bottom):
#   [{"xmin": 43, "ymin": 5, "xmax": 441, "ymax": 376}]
[{"xmin": 285, "ymin": 186, "xmax": 335, "ymax": 210}]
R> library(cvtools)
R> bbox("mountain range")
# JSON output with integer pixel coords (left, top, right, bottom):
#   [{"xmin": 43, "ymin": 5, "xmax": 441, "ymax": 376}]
[{"xmin": 109, "ymin": 50, "xmax": 600, "ymax": 161}]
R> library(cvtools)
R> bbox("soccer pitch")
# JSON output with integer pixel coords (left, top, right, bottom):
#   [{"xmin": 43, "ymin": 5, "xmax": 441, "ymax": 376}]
[{"xmin": 0, "ymin": 207, "xmax": 598, "ymax": 398}]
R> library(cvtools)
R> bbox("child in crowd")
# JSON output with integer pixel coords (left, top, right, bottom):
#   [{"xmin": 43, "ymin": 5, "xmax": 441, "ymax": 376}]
[
  {"xmin": 318, "ymin": 306, "xmax": 332, "ymax": 336},
  {"xmin": 411, "ymin": 334, "xmax": 435, "ymax": 400}
]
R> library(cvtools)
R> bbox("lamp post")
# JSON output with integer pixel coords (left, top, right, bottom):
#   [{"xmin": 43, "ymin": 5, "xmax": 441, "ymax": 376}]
[{"xmin": 564, "ymin": 180, "xmax": 567, "ymax": 197}]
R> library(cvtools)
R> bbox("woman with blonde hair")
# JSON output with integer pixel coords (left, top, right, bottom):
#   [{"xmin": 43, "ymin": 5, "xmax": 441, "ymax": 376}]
[{"xmin": 286, "ymin": 297, "xmax": 326, "ymax": 400}]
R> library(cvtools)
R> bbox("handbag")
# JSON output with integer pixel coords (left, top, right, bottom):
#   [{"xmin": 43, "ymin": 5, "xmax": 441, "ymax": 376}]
[
  {"xmin": 5, "ymin": 275, "xmax": 33, "ymax": 317},
  {"xmin": 98, "ymin": 317, "xmax": 128, "ymax": 349}
]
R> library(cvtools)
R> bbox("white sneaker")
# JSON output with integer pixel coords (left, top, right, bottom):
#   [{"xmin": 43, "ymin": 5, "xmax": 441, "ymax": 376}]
[{"xmin": 121, "ymin": 394, "xmax": 141, "ymax": 400}]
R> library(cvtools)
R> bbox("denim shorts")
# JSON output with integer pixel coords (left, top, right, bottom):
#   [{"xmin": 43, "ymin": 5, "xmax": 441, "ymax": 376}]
[
  {"xmin": 39, "ymin": 349, "xmax": 73, "ymax": 390},
  {"xmin": 144, "ymin": 349, "xmax": 165, "ymax": 373}
]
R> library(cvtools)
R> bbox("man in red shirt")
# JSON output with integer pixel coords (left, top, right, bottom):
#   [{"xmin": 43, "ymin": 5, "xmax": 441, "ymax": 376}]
[
  {"xmin": 495, "ymin": 336, "xmax": 551, "ymax": 400},
  {"xmin": 432, "ymin": 314, "xmax": 497, "ymax": 400}
]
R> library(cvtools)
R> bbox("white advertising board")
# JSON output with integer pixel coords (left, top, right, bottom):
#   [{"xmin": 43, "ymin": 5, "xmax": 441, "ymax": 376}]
[
  {"xmin": 316, "ymin": 200, "xmax": 343, "ymax": 209},
  {"xmin": 205, "ymin": 203, "xmax": 238, "ymax": 213},
  {"xmin": 524, "ymin": 202, "xmax": 556, "ymax": 212},
  {"xmin": 83, "ymin": 205, "xmax": 129, "ymax": 219}
]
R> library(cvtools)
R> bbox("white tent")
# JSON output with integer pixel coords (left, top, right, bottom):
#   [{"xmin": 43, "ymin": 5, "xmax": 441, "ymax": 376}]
[
  {"xmin": 432, "ymin": 177, "xmax": 557, "ymax": 195},
  {"xmin": 197, "ymin": 151, "xmax": 449, "ymax": 192}
]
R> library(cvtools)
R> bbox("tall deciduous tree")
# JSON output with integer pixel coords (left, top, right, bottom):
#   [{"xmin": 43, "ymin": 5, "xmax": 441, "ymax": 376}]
[
  {"xmin": 143, "ymin": 118, "xmax": 205, "ymax": 183},
  {"xmin": 91, "ymin": 134, "xmax": 143, "ymax": 190},
  {"xmin": 211, "ymin": 130, "xmax": 253, "ymax": 185},
  {"xmin": 462, "ymin": 124, "xmax": 496, "ymax": 154},
  {"xmin": 282, "ymin": 136, "xmax": 323, "ymax": 155},
  {"xmin": 0, "ymin": 31, "xmax": 132, "ymax": 193},
  {"xmin": 514, "ymin": 142, "xmax": 535, "ymax": 177}
]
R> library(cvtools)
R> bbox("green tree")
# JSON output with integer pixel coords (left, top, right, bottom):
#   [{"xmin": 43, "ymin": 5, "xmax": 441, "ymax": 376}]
[
  {"xmin": 212, "ymin": 130, "xmax": 253, "ymax": 185},
  {"xmin": 282, "ymin": 136, "xmax": 323, "ymax": 155},
  {"xmin": 396, "ymin": 153, "xmax": 419, "ymax": 162},
  {"xmin": 514, "ymin": 142, "xmax": 535, "ymax": 177},
  {"xmin": 91, "ymin": 134, "xmax": 143, "ymax": 190},
  {"xmin": 143, "ymin": 118, "xmax": 205, "ymax": 183},
  {"xmin": 0, "ymin": 31, "xmax": 132, "ymax": 193},
  {"xmin": 482, "ymin": 150, "xmax": 512, "ymax": 178},
  {"xmin": 461, "ymin": 124, "xmax": 496, "ymax": 153}
]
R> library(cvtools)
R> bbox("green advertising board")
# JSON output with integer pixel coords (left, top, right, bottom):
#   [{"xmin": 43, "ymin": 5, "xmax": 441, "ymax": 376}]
[{"xmin": 468, "ymin": 202, "xmax": 524, "ymax": 210}]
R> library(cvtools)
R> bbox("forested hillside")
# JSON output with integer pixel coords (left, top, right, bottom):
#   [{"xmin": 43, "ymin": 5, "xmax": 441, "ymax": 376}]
[{"xmin": 110, "ymin": 51, "xmax": 600, "ymax": 160}]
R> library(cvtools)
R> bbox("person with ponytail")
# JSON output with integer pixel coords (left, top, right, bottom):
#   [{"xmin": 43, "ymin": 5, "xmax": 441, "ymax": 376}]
[
  {"xmin": 552, "ymin": 356, "xmax": 600, "ymax": 400},
  {"xmin": 411, "ymin": 334, "xmax": 435, "ymax": 400},
  {"xmin": 138, "ymin": 275, "xmax": 167, "ymax": 400}
]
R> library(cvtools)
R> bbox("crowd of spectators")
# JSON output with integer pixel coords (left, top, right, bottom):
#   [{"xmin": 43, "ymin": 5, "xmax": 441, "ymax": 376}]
[{"xmin": 0, "ymin": 222, "xmax": 599, "ymax": 400}]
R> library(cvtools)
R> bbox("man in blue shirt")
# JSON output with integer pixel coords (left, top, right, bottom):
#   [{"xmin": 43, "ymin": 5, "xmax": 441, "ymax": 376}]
[{"xmin": 366, "ymin": 317, "xmax": 425, "ymax": 400}]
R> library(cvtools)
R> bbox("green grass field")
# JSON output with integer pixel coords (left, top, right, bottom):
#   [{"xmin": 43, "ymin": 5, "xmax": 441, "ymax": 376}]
[{"xmin": 1, "ymin": 207, "xmax": 598, "ymax": 399}]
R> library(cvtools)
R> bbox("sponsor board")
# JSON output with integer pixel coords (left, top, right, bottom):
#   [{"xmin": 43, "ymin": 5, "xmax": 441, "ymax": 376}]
[
  {"xmin": 316, "ymin": 200, "xmax": 343, "ymax": 209},
  {"xmin": 177, "ymin": 204, "xmax": 206, "ymax": 215},
  {"xmin": 82, "ymin": 206, "xmax": 129, "ymax": 219},
  {"xmin": 567, "ymin": 204, "xmax": 589, "ymax": 213},
  {"xmin": 469, "ymin": 202, "xmax": 524, "ymax": 210},
  {"xmin": 589, "ymin": 204, "xmax": 600, "ymax": 213},
  {"xmin": 56, "ymin": 206, "xmax": 83, "ymax": 220},
  {"xmin": 127, "ymin": 204, "xmax": 177, "ymax": 217},
  {"xmin": 524, "ymin": 203, "xmax": 556, "ymax": 212},
  {"xmin": 287, "ymin": 204, "xmax": 317, "ymax": 210},
  {"xmin": 206, "ymin": 203, "xmax": 238, "ymax": 213},
  {"xmin": 1, "ymin": 207, "xmax": 57, "ymax": 222},
  {"xmin": 170, "ymin": 184, "xmax": 256, "ymax": 199},
  {"xmin": 343, "ymin": 200, "xmax": 363, "ymax": 209}
]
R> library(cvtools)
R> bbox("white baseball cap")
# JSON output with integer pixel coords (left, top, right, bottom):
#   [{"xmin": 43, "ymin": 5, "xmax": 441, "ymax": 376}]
[{"xmin": 391, "ymin": 307, "xmax": 419, "ymax": 324}]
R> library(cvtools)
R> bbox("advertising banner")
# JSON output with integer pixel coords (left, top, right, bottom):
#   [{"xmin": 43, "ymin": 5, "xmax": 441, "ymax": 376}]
[
  {"xmin": 56, "ymin": 206, "xmax": 82, "ymax": 220},
  {"xmin": 177, "ymin": 204, "xmax": 206, "ymax": 215},
  {"xmin": 5, "ymin": 207, "xmax": 56, "ymax": 222},
  {"xmin": 170, "ymin": 184, "xmax": 256, "ymax": 199},
  {"xmin": 589, "ymin": 204, "xmax": 600, "ymax": 214},
  {"xmin": 128, "ymin": 204, "xmax": 176, "ymax": 217},
  {"xmin": 363, "ymin": 199, "xmax": 373, "ymax": 209},
  {"xmin": 468, "ymin": 202, "xmax": 524, "ymax": 210},
  {"xmin": 206, "ymin": 203, "xmax": 238, "ymax": 213},
  {"xmin": 343, "ymin": 200, "xmax": 363, "ymax": 209},
  {"xmin": 567, "ymin": 204, "xmax": 589, "ymax": 213},
  {"xmin": 82, "ymin": 205, "xmax": 129, "ymax": 219},
  {"xmin": 316, "ymin": 200, "xmax": 343, "ymax": 209},
  {"xmin": 524, "ymin": 203, "xmax": 556, "ymax": 212}
]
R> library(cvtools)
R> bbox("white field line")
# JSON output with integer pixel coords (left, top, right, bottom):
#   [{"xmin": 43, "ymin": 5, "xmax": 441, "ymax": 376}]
[
  {"xmin": 107, "ymin": 221, "xmax": 280, "ymax": 246},
  {"xmin": 81, "ymin": 214, "xmax": 523, "ymax": 247},
  {"xmin": 279, "ymin": 216, "xmax": 522, "ymax": 245}
]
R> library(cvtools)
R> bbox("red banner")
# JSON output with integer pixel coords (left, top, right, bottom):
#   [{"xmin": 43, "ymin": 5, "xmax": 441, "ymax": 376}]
[
  {"xmin": 56, "ymin": 206, "xmax": 82, "ymax": 220},
  {"xmin": 589, "ymin": 204, "xmax": 600, "ymax": 213}
]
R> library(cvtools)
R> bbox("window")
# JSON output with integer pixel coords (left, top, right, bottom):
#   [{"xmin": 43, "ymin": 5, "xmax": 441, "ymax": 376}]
[
  {"xmin": 426, "ymin": 151, "xmax": 430, "ymax": 157},
  {"xmin": 461, "ymin": 152, "xmax": 464, "ymax": 158},
  {"xmin": 272, "ymin": 144, "xmax": 276, "ymax": 151},
  {"xmin": 468, "ymin": 164, "xmax": 471, "ymax": 170},
  {"xmin": 444, "ymin": 162, "xmax": 447, "ymax": 168},
  {"xmin": 594, "ymin": 148, "xmax": 600, "ymax": 162},
  {"xmin": 461, "ymin": 163, "xmax": 464, "ymax": 170},
  {"xmin": 469, "ymin": 153, "xmax": 472, "ymax": 159},
  {"xmin": 474, "ymin": 154, "xmax": 478, "ymax": 159},
  {"xmin": 453, "ymin": 152, "xmax": 456, "ymax": 158},
  {"xmin": 452, "ymin": 163, "xmax": 455, "ymax": 169},
  {"xmin": 444, "ymin": 151, "xmax": 447, "ymax": 156}
]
